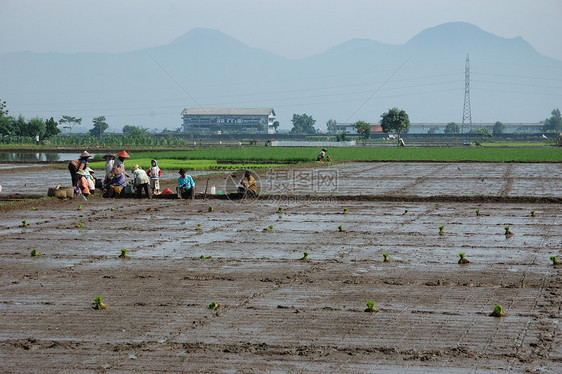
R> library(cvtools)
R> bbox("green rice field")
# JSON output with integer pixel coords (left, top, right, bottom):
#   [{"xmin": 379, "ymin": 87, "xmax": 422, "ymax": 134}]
[
  {"xmin": 88, "ymin": 158, "xmax": 281, "ymax": 171},
  {"xmin": 104, "ymin": 146, "xmax": 562, "ymax": 167}
]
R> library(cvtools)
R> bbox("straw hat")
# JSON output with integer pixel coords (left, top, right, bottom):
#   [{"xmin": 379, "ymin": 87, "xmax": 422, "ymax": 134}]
[
  {"xmin": 131, "ymin": 164, "xmax": 141, "ymax": 172},
  {"xmin": 102, "ymin": 153, "xmax": 115, "ymax": 160},
  {"xmin": 77, "ymin": 169, "xmax": 86, "ymax": 176},
  {"xmin": 86, "ymin": 167, "xmax": 94, "ymax": 173},
  {"xmin": 117, "ymin": 150, "xmax": 130, "ymax": 158},
  {"xmin": 80, "ymin": 151, "xmax": 92, "ymax": 158}
]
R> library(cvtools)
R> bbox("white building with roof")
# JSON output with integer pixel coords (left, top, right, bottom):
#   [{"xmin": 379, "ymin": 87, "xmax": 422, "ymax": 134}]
[{"xmin": 181, "ymin": 108, "xmax": 276, "ymax": 134}]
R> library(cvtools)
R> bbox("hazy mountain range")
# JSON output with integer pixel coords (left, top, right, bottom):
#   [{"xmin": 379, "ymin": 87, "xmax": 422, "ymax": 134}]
[{"xmin": 1, "ymin": 22, "xmax": 561, "ymax": 132}]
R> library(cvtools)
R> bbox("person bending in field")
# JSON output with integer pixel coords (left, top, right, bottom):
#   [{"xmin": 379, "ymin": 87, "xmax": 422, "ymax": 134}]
[
  {"xmin": 316, "ymin": 148, "xmax": 332, "ymax": 162},
  {"xmin": 238, "ymin": 170, "xmax": 258, "ymax": 198},
  {"xmin": 68, "ymin": 151, "xmax": 91, "ymax": 188},
  {"xmin": 76, "ymin": 169, "xmax": 91, "ymax": 196},
  {"xmin": 176, "ymin": 168, "xmax": 195, "ymax": 199},
  {"xmin": 132, "ymin": 164, "xmax": 151, "ymax": 199}
]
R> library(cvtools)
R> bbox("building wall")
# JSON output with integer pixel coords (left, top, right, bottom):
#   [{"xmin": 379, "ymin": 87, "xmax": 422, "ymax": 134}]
[
  {"xmin": 182, "ymin": 112, "xmax": 275, "ymax": 134},
  {"xmin": 408, "ymin": 123, "xmax": 543, "ymax": 135}
]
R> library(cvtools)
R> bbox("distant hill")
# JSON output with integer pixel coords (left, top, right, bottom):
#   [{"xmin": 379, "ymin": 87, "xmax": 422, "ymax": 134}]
[{"xmin": 1, "ymin": 22, "xmax": 561, "ymax": 133}]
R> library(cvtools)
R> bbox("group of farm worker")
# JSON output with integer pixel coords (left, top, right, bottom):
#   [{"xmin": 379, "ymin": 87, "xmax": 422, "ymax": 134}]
[
  {"xmin": 68, "ymin": 150, "xmax": 163, "ymax": 199},
  {"xmin": 67, "ymin": 150, "xmax": 258, "ymax": 200}
]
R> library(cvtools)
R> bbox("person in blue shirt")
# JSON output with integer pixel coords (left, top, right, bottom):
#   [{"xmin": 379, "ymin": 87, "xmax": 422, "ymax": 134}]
[
  {"xmin": 103, "ymin": 171, "xmax": 126, "ymax": 198},
  {"xmin": 176, "ymin": 168, "xmax": 195, "ymax": 199}
]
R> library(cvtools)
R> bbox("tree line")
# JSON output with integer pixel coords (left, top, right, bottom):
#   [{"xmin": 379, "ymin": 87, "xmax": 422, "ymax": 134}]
[
  {"xmin": 291, "ymin": 108, "xmax": 562, "ymax": 139},
  {"xmin": 1, "ymin": 97, "xmax": 560, "ymax": 144}
]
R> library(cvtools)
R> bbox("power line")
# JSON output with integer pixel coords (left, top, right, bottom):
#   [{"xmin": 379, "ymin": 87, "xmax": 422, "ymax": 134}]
[{"xmin": 345, "ymin": 55, "xmax": 414, "ymax": 122}]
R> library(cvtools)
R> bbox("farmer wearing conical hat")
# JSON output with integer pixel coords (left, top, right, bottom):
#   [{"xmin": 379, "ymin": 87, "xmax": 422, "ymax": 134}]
[
  {"xmin": 112, "ymin": 150, "xmax": 130, "ymax": 178},
  {"xmin": 68, "ymin": 151, "xmax": 91, "ymax": 188},
  {"xmin": 76, "ymin": 169, "xmax": 91, "ymax": 196},
  {"xmin": 316, "ymin": 148, "xmax": 331, "ymax": 162}
]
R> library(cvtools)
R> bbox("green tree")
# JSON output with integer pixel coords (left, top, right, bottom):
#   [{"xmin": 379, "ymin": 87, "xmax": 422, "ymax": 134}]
[
  {"xmin": 543, "ymin": 108, "xmax": 562, "ymax": 132},
  {"xmin": 123, "ymin": 125, "xmax": 148, "ymax": 137},
  {"xmin": 336, "ymin": 131, "xmax": 348, "ymax": 142},
  {"xmin": 89, "ymin": 116, "xmax": 109, "ymax": 138},
  {"xmin": 44, "ymin": 117, "xmax": 61, "ymax": 139},
  {"xmin": 0, "ymin": 100, "xmax": 15, "ymax": 136},
  {"xmin": 0, "ymin": 99, "xmax": 8, "ymax": 117},
  {"xmin": 354, "ymin": 121, "xmax": 371, "ymax": 142},
  {"xmin": 380, "ymin": 107, "xmax": 410, "ymax": 140},
  {"xmin": 13, "ymin": 115, "xmax": 27, "ymax": 136},
  {"xmin": 492, "ymin": 121, "xmax": 505, "ymax": 135},
  {"xmin": 326, "ymin": 119, "xmax": 337, "ymax": 134},
  {"xmin": 273, "ymin": 121, "xmax": 280, "ymax": 132},
  {"xmin": 473, "ymin": 128, "xmax": 493, "ymax": 145},
  {"xmin": 24, "ymin": 117, "xmax": 46, "ymax": 138},
  {"xmin": 59, "ymin": 115, "xmax": 82, "ymax": 135},
  {"xmin": 0, "ymin": 115, "xmax": 15, "ymax": 136},
  {"xmin": 444, "ymin": 122, "xmax": 460, "ymax": 134},
  {"xmin": 290, "ymin": 113, "xmax": 316, "ymax": 134},
  {"xmin": 427, "ymin": 127, "xmax": 437, "ymax": 134}
]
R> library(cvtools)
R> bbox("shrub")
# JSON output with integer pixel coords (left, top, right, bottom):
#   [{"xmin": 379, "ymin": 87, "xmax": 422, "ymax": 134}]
[
  {"xmin": 458, "ymin": 252, "xmax": 470, "ymax": 264},
  {"xmin": 119, "ymin": 248, "xmax": 129, "ymax": 258},
  {"xmin": 208, "ymin": 302, "xmax": 220, "ymax": 310},
  {"xmin": 489, "ymin": 304, "xmax": 506, "ymax": 317},
  {"xmin": 30, "ymin": 249, "xmax": 42, "ymax": 257},
  {"xmin": 365, "ymin": 300, "xmax": 378, "ymax": 313},
  {"xmin": 94, "ymin": 295, "xmax": 108, "ymax": 310}
]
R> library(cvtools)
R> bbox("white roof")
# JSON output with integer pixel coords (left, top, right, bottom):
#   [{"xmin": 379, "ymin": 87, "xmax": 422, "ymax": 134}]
[{"xmin": 182, "ymin": 108, "xmax": 275, "ymax": 116}]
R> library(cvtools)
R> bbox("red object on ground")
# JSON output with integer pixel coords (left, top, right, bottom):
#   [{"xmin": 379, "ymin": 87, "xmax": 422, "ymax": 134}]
[{"xmin": 161, "ymin": 188, "xmax": 174, "ymax": 195}]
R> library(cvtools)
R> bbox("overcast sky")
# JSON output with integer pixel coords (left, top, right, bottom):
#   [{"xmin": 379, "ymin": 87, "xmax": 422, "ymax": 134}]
[{"xmin": 1, "ymin": 0, "xmax": 562, "ymax": 61}]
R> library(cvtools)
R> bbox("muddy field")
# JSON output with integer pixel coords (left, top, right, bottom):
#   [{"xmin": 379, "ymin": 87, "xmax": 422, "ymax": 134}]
[{"xmin": 0, "ymin": 162, "xmax": 560, "ymax": 373}]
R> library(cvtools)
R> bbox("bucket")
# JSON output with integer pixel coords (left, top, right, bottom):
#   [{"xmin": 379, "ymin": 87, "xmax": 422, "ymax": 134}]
[{"xmin": 210, "ymin": 185, "xmax": 216, "ymax": 194}]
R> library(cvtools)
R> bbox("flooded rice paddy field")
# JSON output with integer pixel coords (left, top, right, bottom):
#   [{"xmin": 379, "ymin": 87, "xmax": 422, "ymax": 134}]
[
  {"xmin": 0, "ymin": 161, "xmax": 560, "ymax": 373},
  {"xmin": 1, "ymin": 161, "xmax": 561, "ymax": 197}
]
